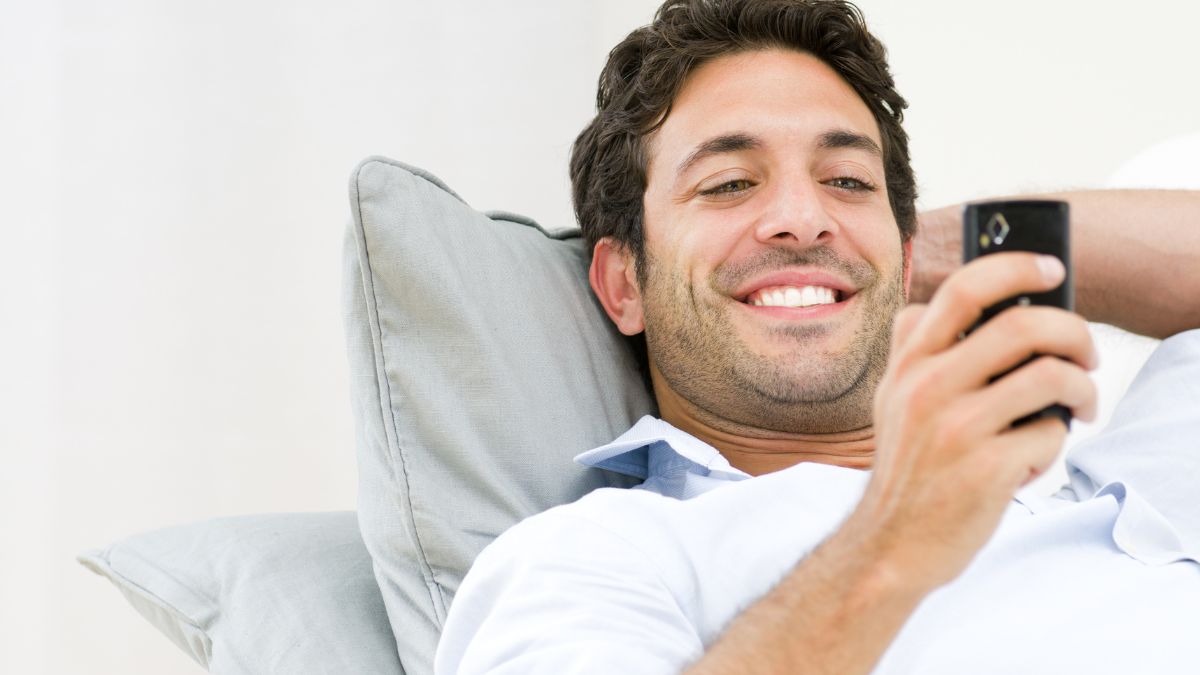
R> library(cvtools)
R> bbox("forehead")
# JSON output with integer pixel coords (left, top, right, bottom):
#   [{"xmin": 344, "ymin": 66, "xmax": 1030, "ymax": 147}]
[{"xmin": 647, "ymin": 48, "xmax": 882, "ymax": 178}]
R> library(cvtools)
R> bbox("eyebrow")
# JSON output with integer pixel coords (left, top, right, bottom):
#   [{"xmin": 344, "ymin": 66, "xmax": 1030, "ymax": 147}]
[
  {"xmin": 817, "ymin": 129, "xmax": 882, "ymax": 158},
  {"xmin": 673, "ymin": 129, "xmax": 882, "ymax": 180},
  {"xmin": 674, "ymin": 133, "xmax": 761, "ymax": 178}
]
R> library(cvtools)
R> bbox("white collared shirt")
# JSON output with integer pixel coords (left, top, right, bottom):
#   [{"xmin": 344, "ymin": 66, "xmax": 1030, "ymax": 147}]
[
  {"xmin": 574, "ymin": 416, "xmax": 751, "ymax": 499},
  {"xmin": 436, "ymin": 329, "xmax": 1200, "ymax": 674}
]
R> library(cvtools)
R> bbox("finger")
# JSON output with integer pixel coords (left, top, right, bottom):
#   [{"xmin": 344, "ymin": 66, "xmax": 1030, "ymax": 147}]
[
  {"xmin": 890, "ymin": 303, "xmax": 927, "ymax": 353},
  {"xmin": 945, "ymin": 306, "xmax": 1098, "ymax": 388},
  {"xmin": 982, "ymin": 416, "xmax": 1070, "ymax": 490},
  {"xmin": 952, "ymin": 355, "xmax": 1098, "ymax": 440},
  {"xmin": 905, "ymin": 252, "xmax": 1066, "ymax": 356}
]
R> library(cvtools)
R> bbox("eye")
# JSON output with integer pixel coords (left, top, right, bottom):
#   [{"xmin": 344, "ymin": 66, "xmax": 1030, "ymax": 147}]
[
  {"xmin": 699, "ymin": 179, "xmax": 755, "ymax": 197},
  {"xmin": 825, "ymin": 176, "xmax": 877, "ymax": 192}
]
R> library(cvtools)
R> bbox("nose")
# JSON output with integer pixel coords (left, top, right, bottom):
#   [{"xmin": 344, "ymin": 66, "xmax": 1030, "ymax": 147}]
[{"xmin": 752, "ymin": 176, "xmax": 838, "ymax": 247}]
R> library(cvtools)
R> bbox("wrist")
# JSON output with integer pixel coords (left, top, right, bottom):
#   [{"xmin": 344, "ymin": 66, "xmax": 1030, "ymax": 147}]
[
  {"xmin": 833, "ymin": 502, "xmax": 944, "ymax": 602},
  {"xmin": 824, "ymin": 514, "xmax": 935, "ymax": 609}
]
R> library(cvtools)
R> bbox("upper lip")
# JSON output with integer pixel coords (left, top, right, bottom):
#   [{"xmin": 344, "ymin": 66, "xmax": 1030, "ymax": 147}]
[{"xmin": 731, "ymin": 270, "xmax": 858, "ymax": 303}]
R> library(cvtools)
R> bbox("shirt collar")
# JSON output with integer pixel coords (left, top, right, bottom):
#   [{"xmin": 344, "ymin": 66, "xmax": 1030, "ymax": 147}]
[{"xmin": 574, "ymin": 415, "xmax": 752, "ymax": 481}]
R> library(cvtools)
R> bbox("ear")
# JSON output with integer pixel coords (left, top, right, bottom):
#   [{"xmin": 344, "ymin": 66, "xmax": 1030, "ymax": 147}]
[
  {"xmin": 589, "ymin": 238, "xmax": 645, "ymax": 336},
  {"xmin": 901, "ymin": 239, "xmax": 914, "ymax": 300}
]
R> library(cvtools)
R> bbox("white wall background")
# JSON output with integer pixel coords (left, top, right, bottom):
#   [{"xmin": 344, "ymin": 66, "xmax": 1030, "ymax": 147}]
[{"xmin": 1, "ymin": 1, "xmax": 1195, "ymax": 673}]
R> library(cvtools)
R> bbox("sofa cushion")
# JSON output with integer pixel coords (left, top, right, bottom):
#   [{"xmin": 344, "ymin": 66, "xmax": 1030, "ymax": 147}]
[
  {"xmin": 78, "ymin": 511, "xmax": 403, "ymax": 674},
  {"xmin": 343, "ymin": 156, "xmax": 651, "ymax": 674}
]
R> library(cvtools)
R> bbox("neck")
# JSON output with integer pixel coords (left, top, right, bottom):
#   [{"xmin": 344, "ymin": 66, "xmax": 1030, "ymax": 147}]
[{"xmin": 654, "ymin": 373, "xmax": 876, "ymax": 477}]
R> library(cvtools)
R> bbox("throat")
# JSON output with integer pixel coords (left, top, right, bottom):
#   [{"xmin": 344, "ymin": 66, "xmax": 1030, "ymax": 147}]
[
  {"xmin": 683, "ymin": 416, "xmax": 875, "ymax": 476},
  {"xmin": 656, "ymin": 386, "xmax": 876, "ymax": 477}
]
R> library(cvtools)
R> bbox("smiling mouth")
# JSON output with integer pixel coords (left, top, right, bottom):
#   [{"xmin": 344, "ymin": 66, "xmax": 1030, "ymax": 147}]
[{"xmin": 740, "ymin": 284, "xmax": 851, "ymax": 308}]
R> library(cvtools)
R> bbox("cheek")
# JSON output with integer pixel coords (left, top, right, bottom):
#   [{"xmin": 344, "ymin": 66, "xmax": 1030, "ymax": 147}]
[
  {"xmin": 848, "ymin": 206, "xmax": 905, "ymax": 266},
  {"xmin": 646, "ymin": 219, "xmax": 726, "ymax": 289},
  {"xmin": 680, "ymin": 214, "xmax": 753, "ymax": 276}
]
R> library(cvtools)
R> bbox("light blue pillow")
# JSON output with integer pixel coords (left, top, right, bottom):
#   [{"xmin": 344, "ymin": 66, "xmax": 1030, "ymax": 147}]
[
  {"xmin": 343, "ymin": 157, "xmax": 653, "ymax": 673},
  {"xmin": 79, "ymin": 511, "xmax": 404, "ymax": 674}
]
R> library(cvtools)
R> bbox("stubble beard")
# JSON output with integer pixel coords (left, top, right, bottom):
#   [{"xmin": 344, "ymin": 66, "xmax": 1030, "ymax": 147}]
[{"xmin": 641, "ymin": 247, "xmax": 906, "ymax": 435}]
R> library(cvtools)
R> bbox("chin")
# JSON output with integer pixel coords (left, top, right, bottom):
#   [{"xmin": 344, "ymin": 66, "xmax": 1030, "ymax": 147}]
[{"xmin": 731, "ymin": 352, "xmax": 865, "ymax": 404}]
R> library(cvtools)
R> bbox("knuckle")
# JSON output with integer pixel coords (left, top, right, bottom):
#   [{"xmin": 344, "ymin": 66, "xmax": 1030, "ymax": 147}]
[
  {"xmin": 997, "ymin": 306, "xmax": 1037, "ymax": 336},
  {"xmin": 1027, "ymin": 355, "xmax": 1069, "ymax": 388},
  {"xmin": 940, "ymin": 280, "xmax": 982, "ymax": 309},
  {"xmin": 933, "ymin": 409, "xmax": 976, "ymax": 450},
  {"xmin": 899, "ymin": 367, "xmax": 941, "ymax": 416}
]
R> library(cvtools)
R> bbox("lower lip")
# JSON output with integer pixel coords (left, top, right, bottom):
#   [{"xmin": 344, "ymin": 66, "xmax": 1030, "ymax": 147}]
[{"xmin": 738, "ymin": 295, "xmax": 854, "ymax": 320}]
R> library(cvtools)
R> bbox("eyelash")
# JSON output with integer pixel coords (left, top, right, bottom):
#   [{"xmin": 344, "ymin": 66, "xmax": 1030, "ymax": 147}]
[
  {"xmin": 698, "ymin": 179, "xmax": 755, "ymax": 196},
  {"xmin": 826, "ymin": 176, "xmax": 877, "ymax": 193},
  {"xmin": 697, "ymin": 176, "xmax": 877, "ymax": 197}
]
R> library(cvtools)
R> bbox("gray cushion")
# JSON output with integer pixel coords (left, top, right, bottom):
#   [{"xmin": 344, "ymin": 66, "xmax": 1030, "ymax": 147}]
[
  {"xmin": 343, "ymin": 156, "xmax": 652, "ymax": 674},
  {"xmin": 78, "ymin": 511, "xmax": 403, "ymax": 674}
]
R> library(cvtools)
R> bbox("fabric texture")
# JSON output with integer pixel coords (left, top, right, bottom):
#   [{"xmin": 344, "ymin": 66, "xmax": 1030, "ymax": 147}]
[
  {"xmin": 1062, "ymin": 327, "xmax": 1200, "ymax": 563},
  {"xmin": 576, "ymin": 415, "xmax": 752, "ymax": 499},
  {"xmin": 342, "ymin": 156, "xmax": 652, "ymax": 674},
  {"xmin": 437, "ymin": 330, "xmax": 1200, "ymax": 674},
  {"xmin": 78, "ymin": 511, "xmax": 404, "ymax": 675}
]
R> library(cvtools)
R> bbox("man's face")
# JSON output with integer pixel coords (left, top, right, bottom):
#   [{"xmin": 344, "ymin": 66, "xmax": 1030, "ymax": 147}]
[{"xmin": 637, "ymin": 48, "xmax": 909, "ymax": 434}]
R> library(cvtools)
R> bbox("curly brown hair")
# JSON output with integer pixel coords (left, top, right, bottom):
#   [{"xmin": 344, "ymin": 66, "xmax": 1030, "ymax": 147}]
[{"xmin": 569, "ymin": 0, "xmax": 916, "ymax": 267}]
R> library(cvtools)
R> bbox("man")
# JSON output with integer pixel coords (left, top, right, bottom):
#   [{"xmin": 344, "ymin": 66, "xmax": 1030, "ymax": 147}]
[{"xmin": 436, "ymin": 1, "xmax": 1200, "ymax": 672}]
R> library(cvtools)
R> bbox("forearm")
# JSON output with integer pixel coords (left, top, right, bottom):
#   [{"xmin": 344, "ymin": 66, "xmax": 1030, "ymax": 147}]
[
  {"xmin": 914, "ymin": 190, "xmax": 1200, "ymax": 338},
  {"xmin": 685, "ymin": 515, "xmax": 929, "ymax": 675},
  {"xmin": 1065, "ymin": 190, "xmax": 1200, "ymax": 337}
]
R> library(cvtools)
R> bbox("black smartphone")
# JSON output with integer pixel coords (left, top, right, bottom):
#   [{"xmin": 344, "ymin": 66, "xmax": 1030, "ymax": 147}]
[{"xmin": 962, "ymin": 199, "xmax": 1073, "ymax": 428}]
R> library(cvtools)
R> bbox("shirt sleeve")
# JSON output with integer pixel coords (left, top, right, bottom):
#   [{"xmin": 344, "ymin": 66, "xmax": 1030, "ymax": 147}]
[{"xmin": 434, "ymin": 508, "xmax": 705, "ymax": 675}]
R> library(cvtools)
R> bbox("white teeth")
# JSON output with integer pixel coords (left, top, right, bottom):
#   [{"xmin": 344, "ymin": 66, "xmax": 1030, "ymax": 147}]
[
  {"xmin": 801, "ymin": 286, "xmax": 817, "ymax": 306},
  {"xmin": 750, "ymin": 285, "xmax": 838, "ymax": 308}
]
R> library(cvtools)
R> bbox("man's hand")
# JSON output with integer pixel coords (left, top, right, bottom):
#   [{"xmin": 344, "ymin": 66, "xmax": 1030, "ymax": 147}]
[
  {"xmin": 853, "ymin": 251, "xmax": 1099, "ymax": 591},
  {"xmin": 689, "ymin": 252, "xmax": 1099, "ymax": 675}
]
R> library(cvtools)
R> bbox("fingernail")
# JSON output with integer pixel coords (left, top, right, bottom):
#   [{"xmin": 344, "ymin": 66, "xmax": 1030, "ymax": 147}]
[{"xmin": 1037, "ymin": 255, "xmax": 1065, "ymax": 282}]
